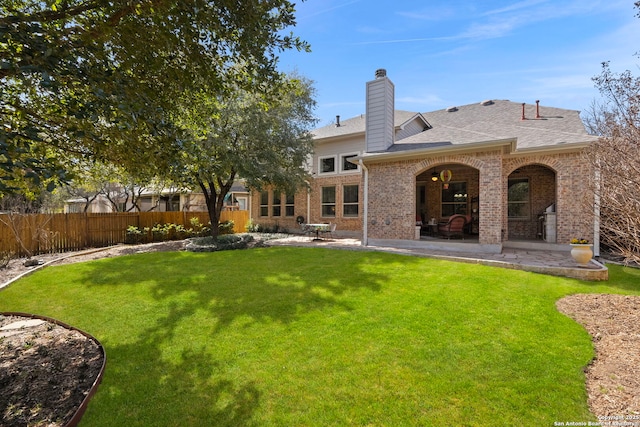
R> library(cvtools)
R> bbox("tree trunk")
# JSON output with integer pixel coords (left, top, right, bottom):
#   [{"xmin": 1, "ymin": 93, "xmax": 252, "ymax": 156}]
[
  {"xmin": 199, "ymin": 180, "xmax": 220, "ymax": 238},
  {"xmin": 198, "ymin": 175, "xmax": 234, "ymax": 238}
]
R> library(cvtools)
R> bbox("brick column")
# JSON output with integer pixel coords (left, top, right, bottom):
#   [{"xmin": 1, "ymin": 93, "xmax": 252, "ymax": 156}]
[{"xmin": 479, "ymin": 155, "xmax": 504, "ymax": 245}]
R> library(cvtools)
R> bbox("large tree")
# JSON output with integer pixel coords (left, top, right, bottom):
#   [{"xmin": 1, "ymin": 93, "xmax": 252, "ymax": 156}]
[
  {"xmin": 0, "ymin": 0, "xmax": 308, "ymax": 193},
  {"xmin": 583, "ymin": 59, "xmax": 640, "ymax": 264},
  {"xmin": 56, "ymin": 159, "xmax": 182, "ymax": 212},
  {"xmin": 175, "ymin": 74, "xmax": 317, "ymax": 237},
  {"xmin": 581, "ymin": 2, "xmax": 640, "ymax": 264}
]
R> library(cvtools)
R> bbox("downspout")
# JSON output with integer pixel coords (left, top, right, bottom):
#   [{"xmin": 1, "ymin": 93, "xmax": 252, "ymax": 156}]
[
  {"xmin": 307, "ymin": 186, "xmax": 311, "ymax": 225},
  {"xmin": 359, "ymin": 159, "xmax": 369, "ymax": 246}
]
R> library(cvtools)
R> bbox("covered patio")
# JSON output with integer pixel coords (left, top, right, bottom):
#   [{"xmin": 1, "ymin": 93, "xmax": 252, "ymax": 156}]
[{"xmin": 415, "ymin": 162, "xmax": 559, "ymax": 245}]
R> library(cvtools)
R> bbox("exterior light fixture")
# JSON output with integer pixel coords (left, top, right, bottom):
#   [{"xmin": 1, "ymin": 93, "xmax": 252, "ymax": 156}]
[
  {"xmin": 431, "ymin": 171, "xmax": 439, "ymax": 182},
  {"xmin": 440, "ymin": 169, "xmax": 453, "ymax": 189}
]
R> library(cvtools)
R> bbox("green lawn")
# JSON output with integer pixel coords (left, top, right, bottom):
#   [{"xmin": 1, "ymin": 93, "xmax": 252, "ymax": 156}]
[{"xmin": 1, "ymin": 247, "xmax": 639, "ymax": 426}]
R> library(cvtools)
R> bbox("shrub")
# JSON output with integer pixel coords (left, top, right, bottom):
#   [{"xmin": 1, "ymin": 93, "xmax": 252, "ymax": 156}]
[
  {"xmin": 165, "ymin": 223, "xmax": 188, "ymax": 240},
  {"xmin": 185, "ymin": 234, "xmax": 255, "ymax": 252},
  {"xmin": 218, "ymin": 220, "xmax": 234, "ymax": 235},
  {"xmin": 189, "ymin": 217, "xmax": 212, "ymax": 237},
  {"xmin": 246, "ymin": 220, "xmax": 260, "ymax": 233},
  {"xmin": 125, "ymin": 226, "xmax": 144, "ymax": 244},
  {"xmin": 0, "ymin": 250, "xmax": 14, "ymax": 269},
  {"xmin": 189, "ymin": 217, "xmax": 202, "ymax": 229},
  {"xmin": 253, "ymin": 223, "xmax": 288, "ymax": 234},
  {"xmin": 246, "ymin": 222, "xmax": 289, "ymax": 234},
  {"xmin": 151, "ymin": 224, "xmax": 169, "ymax": 241},
  {"xmin": 126, "ymin": 220, "xmax": 221, "ymax": 244},
  {"xmin": 142, "ymin": 227, "xmax": 152, "ymax": 243}
]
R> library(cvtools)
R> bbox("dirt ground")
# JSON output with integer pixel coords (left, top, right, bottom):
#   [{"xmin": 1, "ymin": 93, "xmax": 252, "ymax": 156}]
[
  {"xmin": 557, "ymin": 294, "xmax": 640, "ymax": 418},
  {"xmin": 0, "ymin": 242, "xmax": 639, "ymax": 424}
]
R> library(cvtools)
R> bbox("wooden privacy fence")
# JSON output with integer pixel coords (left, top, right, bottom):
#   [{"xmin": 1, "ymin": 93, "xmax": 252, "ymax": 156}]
[{"xmin": 0, "ymin": 210, "xmax": 249, "ymax": 257}]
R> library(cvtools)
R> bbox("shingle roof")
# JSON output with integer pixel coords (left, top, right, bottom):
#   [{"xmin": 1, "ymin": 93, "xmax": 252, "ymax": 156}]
[
  {"xmin": 312, "ymin": 100, "xmax": 598, "ymax": 152},
  {"xmin": 312, "ymin": 110, "xmax": 422, "ymax": 140},
  {"xmin": 406, "ymin": 100, "xmax": 597, "ymax": 150}
]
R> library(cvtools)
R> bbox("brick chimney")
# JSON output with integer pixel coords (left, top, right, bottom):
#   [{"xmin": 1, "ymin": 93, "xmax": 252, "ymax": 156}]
[{"xmin": 365, "ymin": 69, "xmax": 395, "ymax": 152}]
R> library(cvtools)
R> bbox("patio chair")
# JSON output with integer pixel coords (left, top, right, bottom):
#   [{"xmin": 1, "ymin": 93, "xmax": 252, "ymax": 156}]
[
  {"xmin": 438, "ymin": 214, "xmax": 466, "ymax": 239},
  {"xmin": 300, "ymin": 223, "xmax": 312, "ymax": 239},
  {"xmin": 320, "ymin": 222, "xmax": 337, "ymax": 239}
]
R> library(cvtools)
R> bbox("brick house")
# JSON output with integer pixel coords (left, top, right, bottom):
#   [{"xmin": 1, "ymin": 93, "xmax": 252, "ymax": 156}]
[{"xmin": 251, "ymin": 69, "xmax": 599, "ymax": 254}]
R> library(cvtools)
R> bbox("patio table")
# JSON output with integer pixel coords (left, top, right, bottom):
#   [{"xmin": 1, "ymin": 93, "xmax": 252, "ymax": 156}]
[{"xmin": 306, "ymin": 223, "xmax": 330, "ymax": 241}]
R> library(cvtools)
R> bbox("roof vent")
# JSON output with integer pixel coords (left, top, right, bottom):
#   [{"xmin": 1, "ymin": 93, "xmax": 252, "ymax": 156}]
[
  {"xmin": 446, "ymin": 106, "xmax": 458, "ymax": 112},
  {"xmin": 375, "ymin": 68, "xmax": 387, "ymax": 79},
  {"xmin": 336, "ymin": 115, "xmax": 341, "ymax": 127},
  {"xmin": 480, "ymin": 100, "xmax": 494, "ymax": 106}
]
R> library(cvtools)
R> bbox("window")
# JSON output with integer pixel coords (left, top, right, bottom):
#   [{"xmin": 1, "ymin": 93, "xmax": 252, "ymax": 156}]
[
  {"xmin": 285, "ymin": 194, "xmax": 295, "ymax": 217},
  {"xmin": 341, "ymin": 154, "xmax": 359, "ymax": 172},
  {"xmin": 319, "ymin": 156, "xmax": 336, "ymax": 174},
  {"xmin": 165, "ymin": 195, "xmax": 180, "ymax": 212},
  {"xmin": 272, "ymin": 191, "xmax": 281, "ymax": 217},
  {"xmin": 321, "ymin": 186, "xmax": 336, "ymax": 217},
  {"xmin": 260, "ymin": 191, "xmax": 268, "ymax": 217},
  {"xmin": 68, "ymin": 204, "xmax": 82, "ymax": 213},
  {"xmin": 508, "ymin": 178, "xmax": 530, "ymax": 218},
  {"xmin": 343, "ymin": 185, "xmax": 359, "ymax": 217},
  {"xmin": 441, "ymin": 182, "xmax": 467, "ymax": 217}
]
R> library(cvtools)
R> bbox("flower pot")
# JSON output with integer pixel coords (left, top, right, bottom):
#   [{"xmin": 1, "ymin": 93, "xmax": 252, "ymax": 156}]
[{"xmin": 570, "ymin": 244, "xmax": 593, "ymax": 266}]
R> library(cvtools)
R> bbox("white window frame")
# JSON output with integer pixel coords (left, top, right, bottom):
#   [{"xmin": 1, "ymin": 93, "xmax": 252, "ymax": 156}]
[
  {"xmin": 340, "ymin": 152, "xmax": 361, "ymax": 173},
  {"xmin": 343, "ymin": 184, "xmax": 359, "ymax": 217},
  {"xmin": 321, "ymin": 186, "xmax": 336, "ymax": 218},
  {"xmin": 318, "ymin": 155, "xmax": 337, "ymax": 175}
]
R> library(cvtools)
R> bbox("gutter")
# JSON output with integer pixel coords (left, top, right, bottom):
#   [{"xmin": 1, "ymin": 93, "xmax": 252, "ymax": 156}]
[
  {"xmin": 307, "ymin": 186, "xmax": 311, "ymax": 225},
  {"xmin": 351, "ymin": 138, "xmax": 595, "ymax": 165},
  {"xmin": 507, "ymin": 141, "xmax": 594, "ymax": 156},
  {"xmin": 353, "ymin": 138, "xmax": 517, "ymax": 164}
]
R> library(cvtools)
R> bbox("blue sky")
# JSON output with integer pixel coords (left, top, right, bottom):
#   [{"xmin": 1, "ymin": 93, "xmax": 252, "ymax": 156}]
[{"xmin": 277, "ymin": 0, "xmax": 640, "ymax": 127}]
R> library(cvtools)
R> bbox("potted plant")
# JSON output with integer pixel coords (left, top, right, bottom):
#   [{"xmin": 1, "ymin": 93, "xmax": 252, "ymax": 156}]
[{"xmin": 570, "ymin": 238, "xmax": 593, "ymax": 266}]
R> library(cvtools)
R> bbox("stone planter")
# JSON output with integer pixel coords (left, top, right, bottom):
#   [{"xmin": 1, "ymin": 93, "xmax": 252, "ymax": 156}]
[{"xmin": 570, "ymin": 244, "xmax": 593, "ymax": 266}]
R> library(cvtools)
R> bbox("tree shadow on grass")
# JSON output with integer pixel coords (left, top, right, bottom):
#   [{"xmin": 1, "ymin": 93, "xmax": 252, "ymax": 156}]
[
  {"xmin": 76, "ymin": 246, "xmax": 423, "ymax": 425},
  {"xmin": 85, "ymin": 341, "xmax": 261, "ymax": 427},
  {"xmin": 81, "ymin": 247, "xmax": 413, "ymax": 331}
]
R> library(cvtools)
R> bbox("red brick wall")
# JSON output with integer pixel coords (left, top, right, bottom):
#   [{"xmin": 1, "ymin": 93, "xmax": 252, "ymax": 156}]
[
  {"xmin": 249, "ymin": 148, "xmax": 596, "ymax": 245},
  {"xmin": 503, "ymin": 151, "xmax": 595, "ymax": 244},
  {"xmin": 506, "ymin": 164, "xmax": 556, "ymax": 239},
  {"xmin": 249, "ymin": 174, "xmax": 364, "ymax": 233}
]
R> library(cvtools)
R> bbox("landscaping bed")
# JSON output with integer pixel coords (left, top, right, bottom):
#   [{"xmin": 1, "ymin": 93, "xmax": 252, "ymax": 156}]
[{"xmin": 0, "ymin": 314, "xmax": 105, "ymax": 427}]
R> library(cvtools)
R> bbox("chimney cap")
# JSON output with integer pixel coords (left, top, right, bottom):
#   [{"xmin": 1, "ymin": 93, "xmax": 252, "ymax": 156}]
[{"xmin": 375, "ymin": 69, "xmax": 387, "ymax": 79}]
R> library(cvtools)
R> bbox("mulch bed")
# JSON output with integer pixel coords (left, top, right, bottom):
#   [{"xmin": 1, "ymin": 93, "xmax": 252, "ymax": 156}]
[
  {"xmin": 0, "ymin": 314, "xmax": 105, "ymax": 427},
  {"xmin": 557, "ymin": 294, "xmax": 640, "ymax": 417}
]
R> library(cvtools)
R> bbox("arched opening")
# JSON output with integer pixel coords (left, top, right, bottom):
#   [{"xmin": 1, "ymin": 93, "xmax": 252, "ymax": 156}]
[
  {"xmin": 507, "ymin": 164, "xmax": 557, "ymax": 242},
  {"xmin": 415, "ymin": 164, "xmax": 480, "ymax": 239}
]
